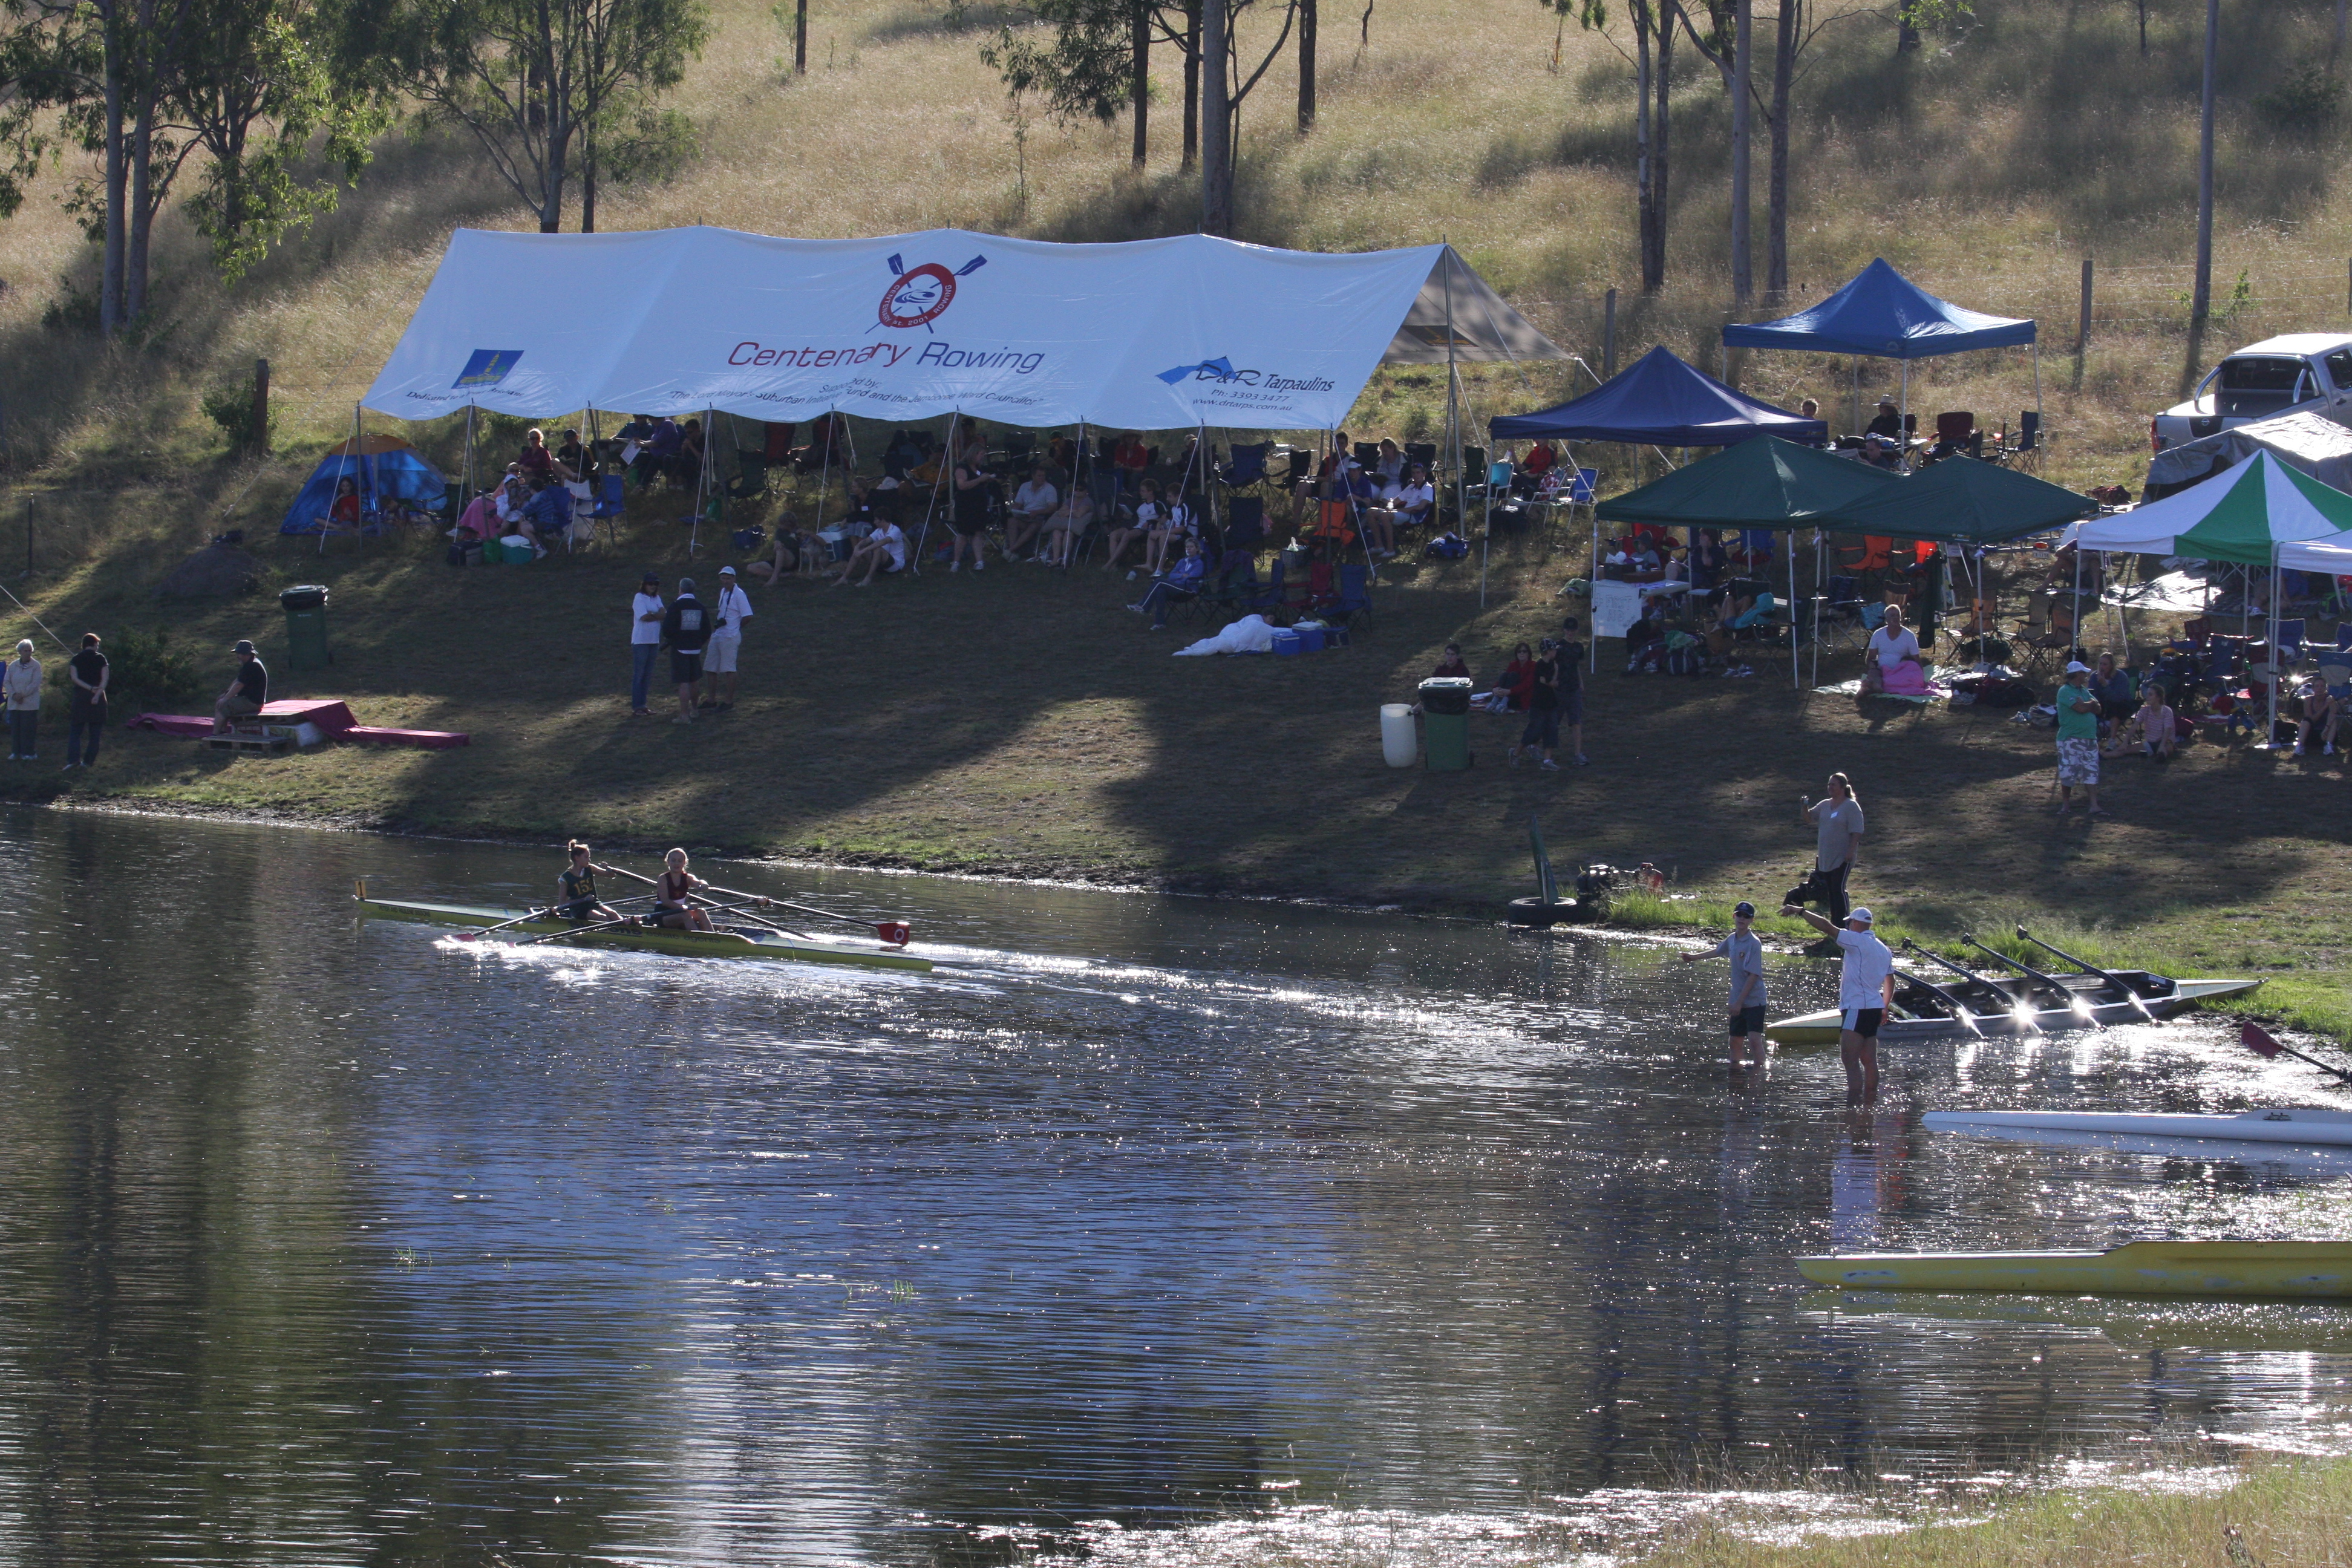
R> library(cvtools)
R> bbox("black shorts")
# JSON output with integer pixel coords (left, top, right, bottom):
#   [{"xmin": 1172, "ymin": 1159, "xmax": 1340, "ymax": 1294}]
[
  {"xmin": 1730, "ymin": 1003, "xmax": 1766, "ymax": 1037},
  {"xmin": 557, "ymin": 898, "xmax": 599, "ymax": 920},
  {"xmin": 670, "ymin": 650, "xmax": 704, "ymax": 685},
  {"xmin": 1561, "ymin": 688, "xmax": 1584, "ymax": 726},
  {"xmin": 1841, "ymin": 1007, "xmax": 1884, "ymax": 1040}
]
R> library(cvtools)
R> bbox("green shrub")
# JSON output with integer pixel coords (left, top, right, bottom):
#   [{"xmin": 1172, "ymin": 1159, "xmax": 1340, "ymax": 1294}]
[
  {"xmin": 2257, "ymin": 66, "xmax": 2342, "ymax": 134},
  {"xmin": 200, "ymin": 383, "xmax": 276, "ymax": 452},
  {"xmin": 80, "ymin": 627, "xmax": 205, "ymax": 709}
]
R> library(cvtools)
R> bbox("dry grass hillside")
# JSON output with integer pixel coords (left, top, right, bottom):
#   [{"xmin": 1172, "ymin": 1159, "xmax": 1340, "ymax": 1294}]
[{"xmin": 5, "ymin": 0, "xmax": 2352, "ymax": 519}]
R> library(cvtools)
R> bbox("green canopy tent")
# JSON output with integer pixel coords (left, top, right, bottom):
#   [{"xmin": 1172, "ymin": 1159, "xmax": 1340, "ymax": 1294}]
[
  {"xmin": 2076, "ymin": 450, "xmax": 2352, "ymax": 745},
  {"xmin": 1817, "ymin": 457, "xmax": 2094, "ymax": 682},
  {"xmin": 1596, "ymin": 437, "xmax": 1902, "ymax": 688}
]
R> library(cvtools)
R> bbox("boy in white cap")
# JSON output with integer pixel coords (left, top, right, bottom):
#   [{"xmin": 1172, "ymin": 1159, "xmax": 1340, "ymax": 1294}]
[
  {"xmin": 1681, "ymin": 900, "xmax": 1767, "ymax": 1070},
  {"xmin": 1780, "ymin": 901, "xmax": 1895, "ymax": 1104},
  {"xmin": 703, "ymin": 564, "xmax": 753, "ymax": 711}
]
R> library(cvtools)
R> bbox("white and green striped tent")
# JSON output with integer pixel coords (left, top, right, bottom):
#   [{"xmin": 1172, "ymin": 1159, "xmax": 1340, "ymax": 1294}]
[{"xmin": 2078, "ymin": 451, "xmax": 2352, "ymax": 741}]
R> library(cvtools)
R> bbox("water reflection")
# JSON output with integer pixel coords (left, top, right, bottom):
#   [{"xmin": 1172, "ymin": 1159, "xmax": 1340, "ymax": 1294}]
[{"xmin": 0, "ymin": 808, "xmax": 2346, "ymax": 1565}]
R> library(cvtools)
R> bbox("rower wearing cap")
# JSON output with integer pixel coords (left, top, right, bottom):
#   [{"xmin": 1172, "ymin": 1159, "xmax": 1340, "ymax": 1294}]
[
  {"xmin": 1681, "ymin": 900, "xmax": 1768, "ymax": 1070},
  {"xmin": 213, "ymin": 638, "xmax": 268, "ymax": 733},
  {"xmin": 555, "ymin": 839, "xmax": 621, "ymax": 923},
  {"xmin": 1780, "ymin": 901, "xmax": 1894, "ymax": 1104}
]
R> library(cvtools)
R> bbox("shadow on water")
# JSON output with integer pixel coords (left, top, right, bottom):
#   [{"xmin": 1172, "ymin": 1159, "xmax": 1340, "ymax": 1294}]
[{"xmin": 2, "ymin": 808, "xmax": 2350, "ymax": 1563}]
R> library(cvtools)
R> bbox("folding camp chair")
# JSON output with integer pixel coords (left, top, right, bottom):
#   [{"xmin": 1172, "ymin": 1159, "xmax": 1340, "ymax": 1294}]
[
  {"xmin": 1219, "ymin": 442, "xmax": 1272, "ymax": 489},
  {"xmin": 1330, "ymin": 562, "xmax": 1374, "ymax": 628},
  {"xmin": 2274, "ymin": 618, "xmax": 2307, "ymax": 667},
  {"xmin": 1244, "ymin": 558, "xmax": 1289, "ymax": 618}
]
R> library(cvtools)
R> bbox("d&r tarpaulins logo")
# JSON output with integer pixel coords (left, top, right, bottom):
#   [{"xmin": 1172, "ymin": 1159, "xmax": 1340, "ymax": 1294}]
[
  {"xmin": 877, "ymin": 252, "xmax": 987, "ymax": 331},
  {"xmin": 1156, "ymin": 355, "xmax": 1335, "ymax": 394}
]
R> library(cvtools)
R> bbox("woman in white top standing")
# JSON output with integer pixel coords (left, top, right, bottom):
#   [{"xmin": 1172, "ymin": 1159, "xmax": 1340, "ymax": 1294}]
[
  {"xmin": 4, "ymin": 639, "xmax": 40, "ymax": 761},
  {"xmin": 1859, "ymin": 603, "xmax": 1921, "ymax": 696}
]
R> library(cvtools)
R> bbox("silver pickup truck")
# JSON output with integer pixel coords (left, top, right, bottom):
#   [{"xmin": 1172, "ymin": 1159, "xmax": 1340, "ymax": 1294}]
[{"xmin": 2150, "ymin": 333, "xmax": 2352, "ymax": 451}]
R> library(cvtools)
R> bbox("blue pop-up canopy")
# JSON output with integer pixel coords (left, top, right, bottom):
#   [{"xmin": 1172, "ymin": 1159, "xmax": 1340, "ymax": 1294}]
[
  {"xmin": 1722, "ymin": 258, "xmax": 2036, "ymax": 358},
  {"xmin": 1489, "ymin": 346, "xmax": 1827, "ymax": 446}
]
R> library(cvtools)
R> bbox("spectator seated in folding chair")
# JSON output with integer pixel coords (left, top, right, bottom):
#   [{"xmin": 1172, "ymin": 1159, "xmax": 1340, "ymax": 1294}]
[
  {"xmin": 1685, "ymin": 530, "xmax": 1730, "ymax": 594},
  {"xmin": 1130, "ymin": 537, "xmax": 1208, "ymax": 629},
  {"xmin": 1037, "ymin": 488, "xmax": 1096, "ymax": 569},
  {"xmin": 2295, "ymin": 675, "xmax": 2339, "ymax": 756},
  {"xmin": 1102, "ymin": 478, "xmax": 1163, "ymax": 571},
  {"xmin": 1516, "ymin": 440, "xmax": 1559, "ymax": 496}
]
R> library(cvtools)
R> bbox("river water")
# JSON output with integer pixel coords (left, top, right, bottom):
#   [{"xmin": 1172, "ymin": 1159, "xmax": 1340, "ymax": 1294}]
[{"xmin": 1, "ymin": 807, "xmax": 2347, "ymax": 1566}]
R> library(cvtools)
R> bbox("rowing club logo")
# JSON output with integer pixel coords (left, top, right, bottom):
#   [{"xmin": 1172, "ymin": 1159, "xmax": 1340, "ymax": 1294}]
[{"xmin": 876, "ymin": 252, "xmax": 987, "ymax": 332}]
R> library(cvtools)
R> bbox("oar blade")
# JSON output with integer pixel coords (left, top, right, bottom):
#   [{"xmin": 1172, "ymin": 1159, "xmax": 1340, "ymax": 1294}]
[
  {"xmin": 2243, "ymin": 1021, "xmax": 2284, "ymax": 1059},
  {"xmin": 877, "ymin": 921, "xmax": 912, "ymax": 947}
]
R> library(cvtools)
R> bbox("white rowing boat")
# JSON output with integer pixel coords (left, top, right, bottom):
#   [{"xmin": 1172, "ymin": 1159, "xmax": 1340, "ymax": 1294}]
[{"xmin": 1924, "ymin": 1106, "xmax": 2352, "ymax": 1149}]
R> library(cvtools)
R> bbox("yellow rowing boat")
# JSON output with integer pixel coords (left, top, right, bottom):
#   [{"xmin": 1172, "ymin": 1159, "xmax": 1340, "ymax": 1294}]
[{"xmin": 1795, "ymin": 1239, "xmax": 2352, "ymax": 1300}]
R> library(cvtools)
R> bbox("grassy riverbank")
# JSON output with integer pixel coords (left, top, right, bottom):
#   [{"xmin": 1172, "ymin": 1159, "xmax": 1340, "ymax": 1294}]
[
  {"xmin": 1638, "ymin": 1454, "xmax": 2352, "ymax": 1568},
  {"xmin": 4, "ymin": 507, "xmax": 2347, "ymax": 1045}
]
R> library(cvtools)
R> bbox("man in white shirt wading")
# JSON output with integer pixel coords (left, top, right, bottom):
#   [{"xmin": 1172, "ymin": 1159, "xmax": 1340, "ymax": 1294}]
[
  {"xmin": 702, "ymin": 564, "xmax": 754, "ymax": 711},
  {"xmin": 1780, "ymin": 903, "xmax": 1895, "ymax": 1105},
  {"xmin": 629, "ymin": 572, "xmax": 665, "ymax": 717}
]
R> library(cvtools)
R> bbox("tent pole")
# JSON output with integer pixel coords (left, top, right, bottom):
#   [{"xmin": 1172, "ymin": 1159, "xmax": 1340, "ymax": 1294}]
[
  {"xmin": 1898, "ymin": 363, "xmax": 1910, "ymax": 472},
  {"xmin": 461, "ymin": 404, "xmax": 476, "ymax": 514},
  {"xmin": 1789, "ymin": 529, "xmax": 1798, "ymax": 691},
  {"xmin": 1589, "ymin": 509, "xmax": 1598, "ymax": 673},
  {"xmin": 2264, "ymin": 556, "xmax": 2282, "ymax": 747},
  {"xmin": 812, "ymin": 413, "xmax": 832, "ymax": 560},
  {"xmin": 912, "ymin": 410, "xmax": 955, "ymax": 575},
  {"xmin": 2031, "ymin": 339, "xmax": 2044, "ymax": 460},
  {"xmin": 689, "ymin": 407, "xmax": 714, "ymax": 558},
  {"xmin": 1850, "ymin": 358, "xmax": 1859, "ymax": 438}
]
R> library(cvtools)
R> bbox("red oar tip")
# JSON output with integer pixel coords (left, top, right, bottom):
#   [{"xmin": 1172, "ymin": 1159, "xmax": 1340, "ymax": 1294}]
[
  {"xmin": 878, "ymin": 921, "xmax": 912, "ymax": 947},
  {"xmin": 2243, "ymin": 1021, "xmax": 2282, "ymax": 1058}
]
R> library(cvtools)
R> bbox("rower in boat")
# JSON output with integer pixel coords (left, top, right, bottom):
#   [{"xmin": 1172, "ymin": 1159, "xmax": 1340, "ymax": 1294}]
[
  {"xmin": 555, "ymin": 840, "xmax": 621, "ymax": 923},
  {"xmin": 654, "ymin": 848, "xmax": 716, "ymax": 932}
]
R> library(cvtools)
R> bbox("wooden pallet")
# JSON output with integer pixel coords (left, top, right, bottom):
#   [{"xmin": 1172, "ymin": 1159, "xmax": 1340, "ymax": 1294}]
[{"xmin": 203, "ymin": 727, "xmax": 292, "ymax": 756}]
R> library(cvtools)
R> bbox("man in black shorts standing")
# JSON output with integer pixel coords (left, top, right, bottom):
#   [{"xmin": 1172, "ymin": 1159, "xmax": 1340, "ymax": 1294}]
[
  {"xmin": 1782, "ymin": 902, "xmax": 1895, "ymax": 1105},
  {"xmin": 662, "ymin": 577, "xmax": 711, "ymax": 725},
  {"xmin": 1558, "ymin": 614, "xmax": 1589, "ymax": 765}
]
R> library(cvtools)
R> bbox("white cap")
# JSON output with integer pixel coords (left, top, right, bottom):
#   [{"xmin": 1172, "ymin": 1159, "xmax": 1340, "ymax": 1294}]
[
  {"xmin": 719, "ymin": 564, "xmax": 736, "ymax": 575},
  {"xmin": 1847, "ymin": 906, "xmax": 1873, "ymax": 926},
  {"xmin": 2065, "ymin": 659, "xmax": 2092, "ymax": 675}
]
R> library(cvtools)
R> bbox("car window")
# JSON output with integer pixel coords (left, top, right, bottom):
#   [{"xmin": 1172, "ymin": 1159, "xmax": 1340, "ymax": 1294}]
[
  {"xmin": 2328, "ymin": 349, "xmax": 2352, "ymax": 388},
  {"xmin": 2215, "ymin": 356, "xmax": 2309, "ymax": 419}
]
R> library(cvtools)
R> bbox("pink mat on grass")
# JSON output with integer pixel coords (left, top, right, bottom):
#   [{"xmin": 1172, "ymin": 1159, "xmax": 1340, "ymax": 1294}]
[{"xmin": 129, "ymin": 702, "xmax": 466, "ymax": 750}]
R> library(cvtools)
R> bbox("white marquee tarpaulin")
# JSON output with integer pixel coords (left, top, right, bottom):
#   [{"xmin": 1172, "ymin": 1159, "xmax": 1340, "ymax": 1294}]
[{"xmin": 362, "ymin": 226, "xmax": 1563, "ymax": 431}]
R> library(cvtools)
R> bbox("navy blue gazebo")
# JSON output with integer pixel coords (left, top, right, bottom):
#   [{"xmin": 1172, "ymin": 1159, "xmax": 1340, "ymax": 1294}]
[
  {"xmin": 1720, "ymin": 258, "xmax": 2040, "ymax": 444},
  {"xmin": 1489, "ymin": 345, "xmax": 1828, "ymax": 447}
]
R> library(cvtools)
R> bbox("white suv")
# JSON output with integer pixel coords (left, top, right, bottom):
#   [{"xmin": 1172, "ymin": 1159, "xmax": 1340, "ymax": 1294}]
[{"xmin": 2149, "ymin": 333, "xmax": 2352, "ymax": 451}]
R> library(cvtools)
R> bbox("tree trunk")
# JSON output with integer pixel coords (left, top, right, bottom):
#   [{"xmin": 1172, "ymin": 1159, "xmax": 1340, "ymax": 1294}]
[
  {"xmin": 1635, "ymin": 7, "xmax": 1658, "ymax": 293},
  {"xmin": 2334, "ymin": 0, "xmax": 2346, "ymax": 67},
  {"xmin": 2192, "ymin": 0, "xmax": 2215, "ymax": 322},
  {"xmin": 541, "ymin": 123, "xmax": 569, "ymax": 232},
  {"xmin": 795, "ymin": 0, "xmax": 808, "ymax": 73},
  {"xmin": 1896, "ymin": 0, "xmax": 1918, "ymax": 51},
  {"xmin": 2137, "ymin": 0, "xmax": 2149, "ymax": 55},
  {"xmin": 125, "ymin": 90, "xmax": 155, "ymax": 321},
  {"xmin": 1651, "ymin": 10, "xmax": 1673, "ymax": 290},
  {"xmin": 1182, "ymin": 0, "xmax": 1200, "ymax": 169},
  {"xmin": 1200, "ymin": 0, "xmax": 1229, "ymax": 233},
  {"xmin": 1132, "ymin": 1, "xmax": 1149, "ymax": 165},
  {"xmin": 1297, "ymin": 0, "xmax": 1315, "ymax": 132},
  {"xmin": 581, "ymin": 120, "xmax": 598, "ymax": 232},
  {"xmin": 1729, "ymin": 0, "xmax": 1751, "ymax": 304},
  {"xmin": 100, "ymin": 12, "xmax": 126, "ymax": 336},
  {"xmin": 1766, "ymin": 0, "xmax": 1793, "ymax": 300}
]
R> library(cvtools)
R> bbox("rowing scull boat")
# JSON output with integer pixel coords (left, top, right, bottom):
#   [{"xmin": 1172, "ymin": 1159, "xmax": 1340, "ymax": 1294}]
[
  {"xmin": 355, "ymin": 893, "xmax": 933, "ymax": 972},
  {"xmin": 1795, "ymin": 1239, "xmax": 2352, "ymax": 1300}
]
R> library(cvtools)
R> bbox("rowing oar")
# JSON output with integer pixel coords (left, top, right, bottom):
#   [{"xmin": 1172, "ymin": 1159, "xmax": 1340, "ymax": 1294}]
[
  {"xmin": 2241, "ymin": 1021, "xmax": 2352, "ymax": 1085},
  {"xmin": 456, "ymin": 907, "xmax": 555, "ymax": 941},
  {"xmin": 511, "ymin": 895, "xmax": 785, "ymax": 947},
  {"xmin": 2014, "ymin": 924, "xmax": 2157, "ymax": 1023},
  {"xmin": 1900, "ymin": 939, "xmax": 2025, "ymax": 1033},
  {"xmin": 694, "ymin": 879, "xmax": 913, "ymax": 947},
  {"xmin": 1962, "ymin": 934, "xmax": 2105, "ymax": 1028},
  {"xmin": 1890, "ymin": 942, "xmax": 1985, "ymax": 1037}
]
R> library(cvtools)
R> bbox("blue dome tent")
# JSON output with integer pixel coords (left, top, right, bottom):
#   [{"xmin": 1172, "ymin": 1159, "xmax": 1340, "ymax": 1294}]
[
  {"xmin": 279, "ymin": 433, "xmax": 448, "ymax": 536},
  {"xmin": 1491, "ymin": 345, "xmax": 1827, "ymax": 446}
]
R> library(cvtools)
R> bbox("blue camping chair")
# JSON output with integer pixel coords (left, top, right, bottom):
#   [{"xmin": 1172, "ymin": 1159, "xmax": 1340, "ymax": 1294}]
[
  {"xmin": 2273, "ymin": 618, "xmax": 2307, "ymax": 667},
  {"xmin": 1331, "ymin": 561, "xmax": 1373, "ymax": 627},
  {"xmin": 1219, "ymin": 442, "xmax": 1271, "ymax": 488},
  {"xmin": 1245, "ymin": 557, "xmax": 1289, "ymax": 615},
  {"xmin": 589, "ymin": 472, "xmax": 627, "ymax": 547}
]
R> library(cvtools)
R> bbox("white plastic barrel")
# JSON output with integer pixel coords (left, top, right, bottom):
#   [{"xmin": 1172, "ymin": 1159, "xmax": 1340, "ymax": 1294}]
[{"xmin": 1380, "ymin": 704, "xmax": 1418, "ymax": 768}]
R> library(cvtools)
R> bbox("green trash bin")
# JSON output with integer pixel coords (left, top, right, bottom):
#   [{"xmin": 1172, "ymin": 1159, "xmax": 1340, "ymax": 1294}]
[
  {"xmin": 281, "ymin": 583, "xmax": 332, "ymax": 671},
  {"xmin": 1419, "ymin": 676, "xmax": 1472, "ymax": 771}
]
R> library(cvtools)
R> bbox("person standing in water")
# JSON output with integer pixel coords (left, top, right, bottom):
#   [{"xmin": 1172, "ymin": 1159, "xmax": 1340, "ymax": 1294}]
[
  {"xmin": 554, "ymin": 840, "xmax": 621, "ymax": 923},
  {"xmin": 1681, "ymin": 900, "xmax": 1768, "ymax": 1070},
  {"xmin": 1780, "ymin": 903, "xmax": 1894, "ymax": 1105}
]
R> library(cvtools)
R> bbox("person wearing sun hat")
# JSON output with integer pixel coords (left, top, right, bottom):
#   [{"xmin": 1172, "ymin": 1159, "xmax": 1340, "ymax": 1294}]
[
  {"xmin": 1865, "ymin": 396, "xmax": 1903, "ymax": 440},
  {"xmin": 702, "ymin": 564, "xmax": 753, "ymax": 711},
  {"xmin": 211, "ymin": 638, "xmax": 267, "ymax": 734},
  {"xmin": 1681, "ymin": 899, "xmax": 1768, "ymax": 1070},
  {"xmin": 1780, "ymin": 900, "xmax": 1895, "ymax": 1104},
  {"xmin": 629, "ymin": 571, "xmax": 665, "ymax": 717},
  {"xmin": 2054, "ymin": 660, "xmax": 2106, "ymax": 818}
]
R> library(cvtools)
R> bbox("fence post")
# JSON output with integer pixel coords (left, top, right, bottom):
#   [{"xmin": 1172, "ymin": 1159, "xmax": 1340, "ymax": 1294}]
[
  {"xmin": 2076, "ymin": 258, "xmax": 2093, "ymax": 358},
  {"xmin": 24, "ymin": 495, "xmax": 31, "ymax": 578},
  {"xmin": 252, "ymin": 358, "xmax": 271, "ymax": 455},
  {"xmin": 1602, "ymin": 287, "xmax": 1618, "ymax": 380}
]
